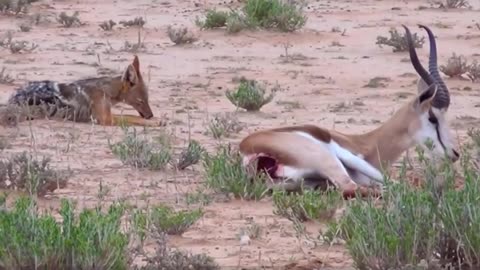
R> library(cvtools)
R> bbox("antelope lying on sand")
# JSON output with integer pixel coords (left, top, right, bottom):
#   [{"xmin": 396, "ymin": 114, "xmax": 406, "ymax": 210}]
[{"xmin": 239, "ymin": 25, "xmax": 460, "ymax": 197}]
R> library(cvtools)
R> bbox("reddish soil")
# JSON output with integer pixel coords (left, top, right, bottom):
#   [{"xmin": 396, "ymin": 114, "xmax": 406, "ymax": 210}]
[{"xmin": 0, "ymin": 0, "xmax": 479, "ymax": 268}]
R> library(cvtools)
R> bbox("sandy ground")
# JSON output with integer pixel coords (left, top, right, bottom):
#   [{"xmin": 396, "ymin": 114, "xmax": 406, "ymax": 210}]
[{"xmin": 0, "ymin": 0, "xmax": 479, "ymax": 268}]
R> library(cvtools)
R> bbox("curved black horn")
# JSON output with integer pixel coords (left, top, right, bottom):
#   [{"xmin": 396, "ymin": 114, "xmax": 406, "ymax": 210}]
[
  {"xmin": 418, "ymin": 24, "xmax": 450, "ymax": 109},
  {"xmin": 402, "ymin": 24, "xmax": 434, "ymax": 86}
]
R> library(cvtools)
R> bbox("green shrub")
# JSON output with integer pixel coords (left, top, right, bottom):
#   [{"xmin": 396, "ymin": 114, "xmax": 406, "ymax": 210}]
[
  {"xmin": 196, "ymin": 0, "xmax": 306, "ymax": 33},
  {"xmin": 0, "ymin": 151, "xmax": 68, "ymax": 196},
  {"xmin": 202, "ymin": 144, "xmax": 269, "ymax": 200},
  {"xmin": 149, "ymin": 205, "xmax": 203, "ymax": 235},
  {"xmin": 327, "ymin": 139, "xmax": 480, "ymax": 269},
  {"xmin": 243, "ymin": 0, "xmax": 307, "ymax": 32},
  {"xmin": 109, "ymin": 128, "xmax": 172, "ymax": 170},
  {"xmin": 176, "ymin": 140, "xmax": 205, "ymax": 170},
  {"xmin": 196, "ymin": 9, "xmax": 229, "ymax": 29},
  {"xmin": 273, "ymin": 188, "xmax": 343, "ymax": 222},
  {"xmin": 207, "ymin": 112, "xmax": 243, "ymax": 139},
  {"xmin": 136, "ymin": 232, "xmax": 220, "ymax": 270},
  {"xmin": 226, "ymin": 77, "xmax": 275, "ymax": 111},
  {"xmin": 0, "ymin": 197, "xmax": 129, "ymax": 270},
  {"xmin": 376, "ymin": 27, "xmax": 425, "ymax": 52}
]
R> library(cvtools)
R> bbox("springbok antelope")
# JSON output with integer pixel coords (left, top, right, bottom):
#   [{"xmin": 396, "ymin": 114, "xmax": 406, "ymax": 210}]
[{"xmin": 238, "ymin": 24, "xmax": 460, "ymax": 197}]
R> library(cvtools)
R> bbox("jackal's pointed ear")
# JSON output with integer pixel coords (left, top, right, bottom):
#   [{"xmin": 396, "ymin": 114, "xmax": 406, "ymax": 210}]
[
  {"xmin": 122, "ymin": 64, "xmax": 138, "ymax": 87},
  {"xmin": 413, "ymin": 83, "xmax": 437, "ymax": 112},
  {"xmin": 132, "ymin": 55, "xmax": 140, "ymax": 75}
]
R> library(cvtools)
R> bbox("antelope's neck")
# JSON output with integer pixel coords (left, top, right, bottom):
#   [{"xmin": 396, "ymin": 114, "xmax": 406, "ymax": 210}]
[{"xmin": 349, "ymin": 107, "xmax": 415, "ymax": 170}]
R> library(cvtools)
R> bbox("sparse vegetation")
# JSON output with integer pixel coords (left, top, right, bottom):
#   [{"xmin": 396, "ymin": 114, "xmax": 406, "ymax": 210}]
[
  {"xmin": 167, "ymin": 25, "xmax": 198, "ymax": 45},
  {"xmin": 137, "ymin": 232, "xmax": 220, "ymax": 270},
  {"xmin": 119, "ymin": 17, "xmax": 146, "ymax": 28},
  {"xmin": 364, "ymin": 76, "xmax": 391, "ymax": 88},
  {"xmin": 99, "ymin": 19, "xmax": 116, "ymax": 31},
  {"xmin": 376, "ymin": 27, "xmax": 425, "ymax": 52},
  {"xmin": 57, "ymin": 11, "xmax": 83, "ymax": 28},
  {"xmin": 226, "ymin": 77, "xmax": 275, "ymax": 111},
  {"xmin": 326, "ymin": 139, "xmax": 480, "ymax": 270},
  {"xmin": 0, "ymin": 152, "xmax": 68, "ymax": 196},
  {"xmin": 185, "ymin": 188, "xmax": 212, "ymax": 206},
  {"xmin": 2, "ymin": 1, "xmax": 480, "ymax": 269},
  {"xmin": 177, "ymin": 140, "xmax": 205, "ymax": 170},
  {"xmin": 18, "ymin": 22, "xmax": 32, "ymax": 32},
  {"xmin": 0, "ymin": 67, "xmax": 14, "ymax": 84},
  {"xmin": 226, "ymin": 11, "xmax": 249, "ymax": 34},
  {"xmin": 439, "ymin": 54, "xmax": 480, "ymax": 82},
  {"xmin": 0, "ymin": 136, "xmax": 9, "ymax": 150},
  {"xmin": 109, "ymin": 128, "xmax": 172, "ymax": 170},
  {"xmin": 202, "ymin": 144, "xmax": 269, "ymax": 201},
  {"xmin": 238, "ymin": 221, "xmax": 263, "ymax": 240},
  {"xmin": 440, "ymin": 53, "xmax": 469, "ymax": 78},
  {"xmin": 273, "ymin": 188, "xmax": 343, "ymax": 222},
  {"xmin": 196, "ymin": 0, "xmax": 306, "ymax": 33},
  {"xmin": 467, "ymin": 60, "xmax": 480, "ymax": 82},
  {"xmin": 243, "ymin": 0, "xmax": 307, "ymax": 32},
  {"xmin": 0, "ymin": 31, "xmax": 38, "ymax": 54},
  {"xmin": 0, "ymin": 197, "xmax": 129, "ymax": 269},
  {"xmin": 207, "ymin": 112, "xmax": 244, "ymax": 139},
  {"xmin": 196, "ymin": 9, "xmax": 229, "ymax": 29},
  {"xmin": 149, "ymin": 205, "xmax": 203, "ymax": 235},
  {"xmin": 0, "ymin": 0, "xmax": 39, "ymax": 15},
  {"xmin": 438, "ymin": 0, "xmax": 470, "ymax": 8}
]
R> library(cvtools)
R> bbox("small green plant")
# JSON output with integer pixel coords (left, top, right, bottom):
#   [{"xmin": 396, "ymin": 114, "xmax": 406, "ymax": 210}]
[
  {"xmin": 109, "ymin": 128, "xmax": 172, "ymax": 170},
  {"xmin": 207, "ymin": 112, "xmax": 243, "ymax": 139},
  {"xmin": 440, "ymin": 53, "xmax": 469, "ymax": 78},
  {"xmin": 0, "ymin": 197, "xmax": 129, "ymax": 269},
  {"xmin": 130, "ymin": 208, "xmax": 149, "ymax": 244},
  {"xmin": 196, "ymin": 9, "xmax": 229, "ymax": 29},
  {"xmin": 376, "ymin": 27, "xmax": 425, "ymax": 52},
  {"xmin": 0, "ymin": 151, "xmax": 68, "ymax": 196},
  {"xmin": 149, "ymin": 204, "xmax": 203, "ymax": 235},
  {"xmin": 272, "ymin": 188, "xmax": 343, "ymax": 222},
  {"xmin": 243, "ymin": 0, "xmax": 307, "ymax": 32},
  {"xmin": 177, "ymin": 140, "xmax": 205, "ymax": 170},
  {"xmin": 202, "ymin": 144, "xmax": 269, "ymax": 201},
  {"xmin": 226, "ymin": 77, "xmax": 275, "ymax": 111},
  {"xmin": 57, "ymin": 11, "xmax": 83, "ymax": 28}
]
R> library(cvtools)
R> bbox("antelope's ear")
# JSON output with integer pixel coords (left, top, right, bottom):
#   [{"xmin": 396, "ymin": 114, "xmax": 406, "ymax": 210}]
[{"xmin": 413, "ymin": 83, "xmax": 437, "ymax": 112}]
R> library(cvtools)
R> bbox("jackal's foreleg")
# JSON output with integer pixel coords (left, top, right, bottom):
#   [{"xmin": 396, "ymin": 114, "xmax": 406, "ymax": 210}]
[
  {"xmin": 111, "ymin": 114, "xmax": 166, "ymax": 127},
  {"xmin": 92, "ymin": 99, "xmax": 164, "ymax": 127}
]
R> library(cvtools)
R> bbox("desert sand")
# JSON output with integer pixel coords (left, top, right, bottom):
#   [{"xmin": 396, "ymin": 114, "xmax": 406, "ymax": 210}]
[{"xmin": 0, "ymin": 0, "xmax": 479, "ymax": 269}]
